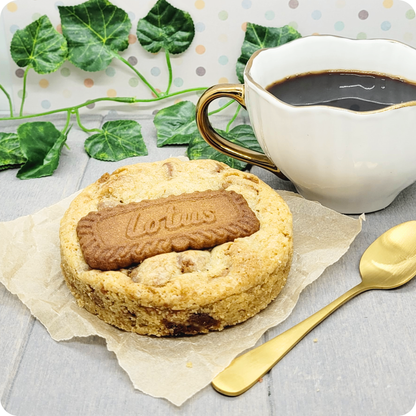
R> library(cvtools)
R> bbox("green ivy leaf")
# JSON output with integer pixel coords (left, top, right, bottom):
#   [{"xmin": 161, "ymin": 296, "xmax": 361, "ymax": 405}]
[
  {"xmin": 187, "ymin": 124, "xmax": 263, "ymax": 171},
  {"xmin": 154, "ymin": 101, "xmax": 199, "ymax": 147},
  {"xmin": 220, "ymin": 124, "xmax": 264, "ymax": 153},
  {"xmin": 58, "ymin": 0, "xmax": 131, "ymax": 72},
  {"xmin": 84, "ymin": 120, "xmax": 148, "ymax": 161},
  {"xmin": 136, "ymin": 0, "xmax": 195, "ymax": 54},
  {"xmin": 10, "ymin": 15, "xmax": 67, "ymax": 74},
  {"xmin": 0, "ymin": 133, "xmax": 26, "ymax": 171},
  {"xmin": 236, "ymin": 24, "xmax": 302, "ymax": 83},
  {"xmin": 16, "ymin": 122, "xmax": 68, "ymax": 179}
]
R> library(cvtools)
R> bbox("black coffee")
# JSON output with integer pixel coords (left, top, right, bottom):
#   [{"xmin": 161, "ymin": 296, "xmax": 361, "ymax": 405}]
[{"xmin": 266, "ymin": 71, "xmax": 416, "ymax": 112}]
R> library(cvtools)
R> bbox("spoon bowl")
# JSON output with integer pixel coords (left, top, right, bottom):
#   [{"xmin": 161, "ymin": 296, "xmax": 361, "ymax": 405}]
[
  {"xmin": 360, "ymin": 221, "xmax": 416, "ymax": 289},
  {"xmin": 212, "ymin": 221, "xmax": 416, "ymax": 396}
]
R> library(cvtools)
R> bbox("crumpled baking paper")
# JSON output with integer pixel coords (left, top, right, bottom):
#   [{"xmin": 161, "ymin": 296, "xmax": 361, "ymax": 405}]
[{"xmin": 0, "ymin": 190, "xmax": 362, "ymax": 406}]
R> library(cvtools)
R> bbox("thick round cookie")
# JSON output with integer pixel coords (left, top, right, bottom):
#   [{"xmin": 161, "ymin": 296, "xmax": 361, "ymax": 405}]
[{"xmin": 60, "ymin": 158, "xmax": 293, "ymax": 336}]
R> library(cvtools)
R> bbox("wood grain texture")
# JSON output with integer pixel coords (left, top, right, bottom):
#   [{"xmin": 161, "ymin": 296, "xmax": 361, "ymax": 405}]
[{"xmin": 1, "ymin": 115, "xmax": 416, "ymax": 416}]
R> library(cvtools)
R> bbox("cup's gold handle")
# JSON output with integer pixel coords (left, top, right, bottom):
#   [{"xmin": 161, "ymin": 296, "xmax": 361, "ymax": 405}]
[{"xmin": 196, "ymin": 84, "xmax": 287, "ymax": 179}]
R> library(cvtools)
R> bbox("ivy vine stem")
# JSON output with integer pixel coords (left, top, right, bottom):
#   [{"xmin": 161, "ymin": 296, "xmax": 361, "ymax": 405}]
[
  {"xmin": 62, "ymin": 109, "xmax": 72, "ymax": 134},
  {"xmin": 62, "ymin": 110, "xmax": 72, "ymax": 149},
  {"xmin": 75, "ymin": 109, "xmax": 102, "ymax": 133},
  {"xmin": 226, "ymin": 105, "xmax": 242, "ymax": 132},
  {"xmin": 208, "ymin": 99, "xmax": 234, "ymax": 116},
  {"xmin": 19, "ymin": 66, "xmax": 31, "ymax": 117},
  {"xmin": 0, "ymin": 87, "xmax": 208, "ymax": 122},
  {"xmin": 165, "ymin": 49, "xmax": 173, "ymax": 95},
  {"xmin": 115, "ymin": 54, "xmax": 160, "ymax": 98},
  {"xmin": 0, "ymin": 84, "xmax": 14, "ymax": 117}
]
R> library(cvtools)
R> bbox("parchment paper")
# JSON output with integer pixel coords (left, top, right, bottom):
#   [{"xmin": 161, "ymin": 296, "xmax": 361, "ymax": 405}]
[{"xmin": 0, "ymin": 190, "xmax": 362, "ymax": 406}]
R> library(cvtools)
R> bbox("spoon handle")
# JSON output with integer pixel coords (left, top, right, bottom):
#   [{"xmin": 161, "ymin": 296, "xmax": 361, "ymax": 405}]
[{"xmin": 212, "ymin": 282, "xmax": 369, "ymax": 396}]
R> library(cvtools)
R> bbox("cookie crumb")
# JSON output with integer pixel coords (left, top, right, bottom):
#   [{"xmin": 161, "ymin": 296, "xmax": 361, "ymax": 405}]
[
  {"xmin": 258, "ymin": 378, "xmax": 263, "ymax": 383},
  {"xmin": 313, "ymin": 338, "xmax": 318, "ymax": 343},
  {"xmin": 186, "ymin": 361, "xmax": 193, "ymax": 368},
  {"xmin": 316, "ymin": 389, "xmax": 320, "ymax": 392}
]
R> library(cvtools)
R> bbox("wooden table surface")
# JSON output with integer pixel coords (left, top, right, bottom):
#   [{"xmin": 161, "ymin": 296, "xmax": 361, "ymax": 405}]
[{"xmin": 1, "ymin": 114, "xmax": 416, "ymax": 416}]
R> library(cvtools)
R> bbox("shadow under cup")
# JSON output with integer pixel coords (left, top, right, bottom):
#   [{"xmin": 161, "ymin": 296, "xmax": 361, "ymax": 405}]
[{"xmin": 196, "ymin": 35, "xmax": 416, "ymax": 214}]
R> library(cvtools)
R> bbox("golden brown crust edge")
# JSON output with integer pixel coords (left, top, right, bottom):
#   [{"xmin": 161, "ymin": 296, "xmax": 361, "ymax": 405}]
[{"xmin": 61, "ymin": 254, "xmax": 292, "ymax": 336}]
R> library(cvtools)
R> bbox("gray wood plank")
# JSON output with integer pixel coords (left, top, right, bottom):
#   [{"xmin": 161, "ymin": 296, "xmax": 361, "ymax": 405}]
[
  {"xmin": 0, "ymin": 115, "xmax": 98, "ymax": 414},
  {"xmin": 5, "ymin": 322, "xmax": 271, "ymax": 416},
  {"xmin": 0, "ymin": 115, "xmax": 97, "ymax": 414},
  {"xmin": 0, "ymin": 289, "xmax": 34, "ymax": 401}
]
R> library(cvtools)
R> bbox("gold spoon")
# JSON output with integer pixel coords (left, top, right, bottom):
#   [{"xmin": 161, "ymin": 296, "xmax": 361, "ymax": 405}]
[{"xmin": 212, "ymin": 220, "xmax": 416, "ymax": 396}]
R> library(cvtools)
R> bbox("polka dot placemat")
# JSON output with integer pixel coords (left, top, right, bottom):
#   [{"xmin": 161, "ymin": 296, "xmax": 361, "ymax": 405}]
[{"xmin": 1, "ymin": 0, "xmax": 415, "ymax": 114}]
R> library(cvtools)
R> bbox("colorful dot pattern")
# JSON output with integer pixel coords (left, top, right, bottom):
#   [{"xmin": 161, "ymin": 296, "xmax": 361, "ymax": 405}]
[{"xmin": 0, "ymin": 0, "xmax": 415, "ymax": 114}]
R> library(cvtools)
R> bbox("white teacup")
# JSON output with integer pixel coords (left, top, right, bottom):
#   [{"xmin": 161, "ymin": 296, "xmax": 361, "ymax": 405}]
[{"xmin": 195, "ymin": 35, "xmax": 416, "ymax": 214}]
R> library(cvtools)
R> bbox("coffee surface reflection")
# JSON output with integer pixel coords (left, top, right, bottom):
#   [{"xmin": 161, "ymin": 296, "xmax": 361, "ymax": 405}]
[{"xmin": 266, "ymin": 71, "xmax": 416, "ymax": 112}]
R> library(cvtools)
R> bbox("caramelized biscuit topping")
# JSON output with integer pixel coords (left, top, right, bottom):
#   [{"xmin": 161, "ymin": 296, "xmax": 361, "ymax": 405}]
[{"xmin": 76, "ymin": 190, "xmax": 260, "ymax": 271}]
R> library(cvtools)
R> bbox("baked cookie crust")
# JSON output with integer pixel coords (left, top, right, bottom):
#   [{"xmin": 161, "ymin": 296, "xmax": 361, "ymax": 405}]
[{"xmin": 60, "ymin": 158, "xmax": 293, "ymax": 336}]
